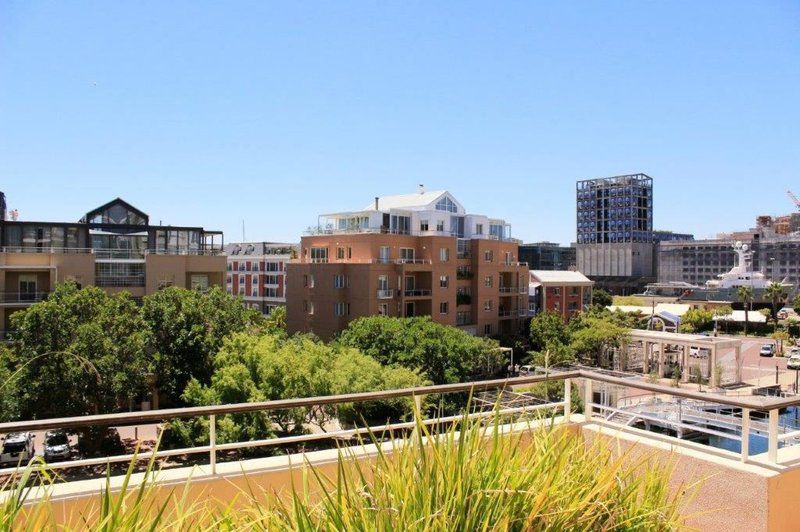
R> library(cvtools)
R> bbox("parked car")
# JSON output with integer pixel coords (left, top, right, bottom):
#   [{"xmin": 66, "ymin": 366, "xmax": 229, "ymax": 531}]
[
  {"xmin": 760, "ymin": 344, "xmax": 775, "ymax": 357},
  {"xmin": 0, "ymin": 433, "xmax": 35, "ymax": 467},
  {"xmin": 689, "ymin": 346, "xmax": 710, "ymax": 358},
  {"xmin": 43, "ymin": 430, "xmax": 71, "ymax": 462},
  {"xmin": 788, "ymin": 355, "xmax": 800, "ymax": 370}
]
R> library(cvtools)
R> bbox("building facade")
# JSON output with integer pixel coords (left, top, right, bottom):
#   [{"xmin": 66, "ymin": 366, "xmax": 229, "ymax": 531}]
[
  {"xmin": 0, "ymin": 194, "xmax": 225, "ymax": 337},
  {"xmin": 528, "ymin": 270, "xmax": 593, "ymax": 322},
  {"xmin": 286, "ymin": 189, "xmax": 528, "ymax": 340},
  {"xmin": 225, "ymin": 242, "xmax": 297, "ymax": 315},
  {"xmin": 658, "ymin": 231, "xmax": 800, "ymax": 289},
  {"xmin": 575, "ymin": 174, "xmax": 655, "ymax": 295},
  {"xmin": 518, "ymin": 242, "xmax": 576, "ymax": 271}
]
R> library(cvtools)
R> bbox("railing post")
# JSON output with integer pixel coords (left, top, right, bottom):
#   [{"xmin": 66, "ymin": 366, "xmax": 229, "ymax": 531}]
[
  {"xmin": 584, "ymin": 379, "xmax": 593, "ymax": 420},
  {"xmin": 563, "ymin": 378, "xmax": 572, "ymax": 423},
  {"xmin": 209, "ymin": 414, "xmax": 217, "ymax": 474},
  {"xmin": 740, "ymin": 408, "xmax": 750, "ymax": 462},
  {"xmin": 768, "ymin": 408, "xmax": 779, "ymax": 464}
]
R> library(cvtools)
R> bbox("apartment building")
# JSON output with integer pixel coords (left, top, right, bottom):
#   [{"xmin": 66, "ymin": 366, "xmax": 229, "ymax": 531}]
[
  {"xmin": 0, "ymin": 193, "xmax": 225, "ymax": 337},
  {"xmin": 286, "ymin": 188, "xmax": 528, "ymax": 340},
  {"xmin": 224, "ymin": 242, "xmax": 297, "ymax": 315},
  {"xmin": 528, "ymin": 270, "xmax": 593, "ymax": 322}
]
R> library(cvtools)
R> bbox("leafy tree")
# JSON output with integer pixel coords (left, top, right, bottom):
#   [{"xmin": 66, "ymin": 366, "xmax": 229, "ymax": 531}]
[
  {"xmin": 737, "ymin": 286, "xmax": 754, "ymax": 336},
  {"xmin": 765, "ymin": 282, "xmax": 788, "ymax": 331},
  {"xmin": 713, "ymin": 305, "xmax": 733, "ymax": 333},
  {"xmin": 793, "ymin": 293, "xmax": 800, "ymax": 314},
  {"xmin": 8, "ymin": 282, "xmax": 149, "ymax": 420},
  {"xmin": 169, "ymin": 332, "xmax": 424, "ymax": 448},
  {"xmin": 591, "ymin": 288, "xmax": 613, "ymax": 308},
  {"xmin": 568, "ymin": 316, "xmax": 629, "ymax": 366},
  {"xmin": 141, "ymin": 286, "xmax": 262, "ymax": 407},
  {"xmin": 529, "ymin": 311, "xmax": 570, "ymax": 352},
  {"xmin": 338, "ymin": 316, "xmax": 504, "ymax": 384},
  {"xmin": 681, "ymin": 308, "xmax": 714, "ymax": 333}
]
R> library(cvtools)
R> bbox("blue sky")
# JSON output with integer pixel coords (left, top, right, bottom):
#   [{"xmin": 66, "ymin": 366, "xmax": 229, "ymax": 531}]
[{"xmin": 1, "ymin": 1, "xmax": 798, "ymax": 245}]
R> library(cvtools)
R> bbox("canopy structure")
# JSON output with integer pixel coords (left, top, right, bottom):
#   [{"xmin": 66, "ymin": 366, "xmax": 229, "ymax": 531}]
[{"xmin": 624, "ymin": 330, "xmax": 742, "ymax": 387}]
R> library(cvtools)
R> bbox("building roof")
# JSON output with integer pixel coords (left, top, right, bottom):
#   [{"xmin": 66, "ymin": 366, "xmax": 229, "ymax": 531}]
[
  {"xmin": 713, "ymin": 310, "xmax": 768, "ymax": 323},
  {"xmin": 606, "ymin": 303, "xmax": 692, "ymax": 317},
  {"xmin": 529, "ymin": 270, "xmax": 593, "ymax": 285},
  {"xmin": 364, "ymin": 190, "xmax": 448, "ymax": 211}
]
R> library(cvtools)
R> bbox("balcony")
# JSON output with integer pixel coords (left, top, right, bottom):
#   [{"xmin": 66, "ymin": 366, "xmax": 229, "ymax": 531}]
[
  {"xmin": 0, "ymin": 291, "xmax": 51, "ymax": 305},
  {"xmin": 376, "ymin": 289, "xmax": 394, "ymax": 299},
  {"xmin": 497, "ymin": 309, "xmax": 517, "ymax": 319},
  {"xmin": 456, "ymin": 269, "xmax": 473, "ymax": 280},
  {"xmin": 456, "ymin": 311, "xmax": 473, "ymax": 326},
  {"xmin": 4, "ymin": 369, "xmax": 800, "ymax": 530},
  {"xmin": 498, "ymin": 286, "xmax": 526, "ymax": 294},
  {"xmin": 395, "ymin": 258, "xmax": 432, "ymax": 265},
  {"xmin": 1, "ymin": 247, "xmax": 222, "ymax": 257},
  {"xmin": 456, "ymin": 293, "xmax": 472, "ymax": 306},
  {"xmin": 403, "ymin": 289, "xmax": 432, "ymax": 297}
]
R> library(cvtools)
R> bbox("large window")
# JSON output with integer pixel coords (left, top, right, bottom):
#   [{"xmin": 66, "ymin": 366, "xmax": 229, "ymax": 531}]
[
  {"xmin": 310, "ymin": 247, "xmax": 328, "ymax": 263},
  {"xmin": 435, "ymin": 196, "xmax": 457, "ymax": 213},
  {"xmin": 95, "ymin": 262, "xmax": 145, "ymax": 287}
]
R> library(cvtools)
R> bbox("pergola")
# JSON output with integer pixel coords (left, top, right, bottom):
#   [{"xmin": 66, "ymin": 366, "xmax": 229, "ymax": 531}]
[{"xmin": 625, "ymin": 330, "xmax": 742, "ymax": 387}]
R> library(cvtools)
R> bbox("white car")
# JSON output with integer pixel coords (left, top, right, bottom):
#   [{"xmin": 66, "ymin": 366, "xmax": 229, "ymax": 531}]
[
  {"xmin": 788, "ymin": 355, "xmax": 800, "ymax": 370},
  {"xmin": 0, "ymin": 433, "xmax": 35, "ymax": 467},
  {"xmin": 518, "ymin": 365, "xmax": 534, "ymax": 375}
]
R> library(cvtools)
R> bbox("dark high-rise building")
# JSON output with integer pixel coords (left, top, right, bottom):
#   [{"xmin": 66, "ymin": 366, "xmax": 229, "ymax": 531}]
[
  {"xmin": 518, "ymin": 242, "xmax": 576, "ymax": 271},
  {"xmin": 575, "ymin": 174, "xmax": 655, "ymax": 294}
]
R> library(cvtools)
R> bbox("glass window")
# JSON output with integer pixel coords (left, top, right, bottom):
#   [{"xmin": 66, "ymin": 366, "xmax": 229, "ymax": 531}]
[
  {"xmin": 420, "ymin": 220, "xmax": 429, "ymax": 232},
  {"xmin": 484, "ymin": 275, "xmax": 493, "ymax": 287},
  {"xmin": 439, "ymin": 247, "xmax": 449, "ymax": 262},
  {"xmin": 435, "ymin": 196, "xmax": 457, "ymax": 213},
  {"xmin": 439, "ymin": 302, "xmax": 448, "ymax": 314},
  {"xmin": 310, "ymin": 247, "xmax": 328, "ymax": 263},
  {"xmin": 439, "ymin": 275, "xmax": 448, "ymax": 288}
]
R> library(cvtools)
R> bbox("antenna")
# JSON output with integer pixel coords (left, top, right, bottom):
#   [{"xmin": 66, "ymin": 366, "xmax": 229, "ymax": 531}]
[{"xmin": 787, "ymin": 190, "xmax": 800, "ymax": 211}]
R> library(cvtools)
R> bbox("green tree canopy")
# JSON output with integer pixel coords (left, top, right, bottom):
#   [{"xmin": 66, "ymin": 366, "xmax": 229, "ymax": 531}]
[
  {"xmin": 141, "ymin": 286, "xmax": 263, "ymax": 406},
  {"xmin": 171, "ymin": 332, "xmax": 425, "ymax": 447},
  {"xmin": 7, "ymin": 282, "xmax": 149, "ymax": 419},
  {"xmin": 338, "ymin": 316, "xmax": 504, "ymax": 384},
  {"xmin": 591, "ymin": 288, "xmax": 613, "ymax": 308}
]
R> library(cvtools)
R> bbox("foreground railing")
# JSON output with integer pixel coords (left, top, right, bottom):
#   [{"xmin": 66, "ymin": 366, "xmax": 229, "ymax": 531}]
[{"xmin": 2, "ymin": 369, "xmax": 800, "ymax": 478}]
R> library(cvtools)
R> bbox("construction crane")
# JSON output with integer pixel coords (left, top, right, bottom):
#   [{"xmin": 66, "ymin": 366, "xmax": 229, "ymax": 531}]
[{"xmin": 787, "ymin": 190, "xmax": 800, "ymax": 211}]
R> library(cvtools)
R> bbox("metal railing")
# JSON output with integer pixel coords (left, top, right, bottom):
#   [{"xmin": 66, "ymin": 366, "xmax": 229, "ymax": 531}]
[
  {"xmin": 404, "ymin": 289, "xmax": 432, "ymax": 297},
  {"xmin": 498, "ymin": 286, "xmax": 527, "ymax": 294},
  {"xmin": 376, "ymin": 289, "xmax": 394, "ymax": 299},
  {"xmin": 396, "ymin": 259, "xmax": 432, "ymax": 265},
  {"xmin": 1, "ymin": 247, "xmax": 223, "ymax": 257},
  {"xmin": 3, "ymin": 369, "xmax": 800, "ymax": 477},
  {"xmin": 0, "ymin": 292, "xmax": 51, "ymax": 304},
  {"xmin": 95, "ymin": 276, "xmax": 146, "ymax": 287}
]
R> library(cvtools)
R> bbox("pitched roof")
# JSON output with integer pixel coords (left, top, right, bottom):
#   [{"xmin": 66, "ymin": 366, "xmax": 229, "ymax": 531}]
[
  {"xmin": 364, "ymin": 190, "xmax": 448, "ymax": 211},
  {"xmin": 529, "ymin": 270, "xmax": 593, "ymax": 285}
]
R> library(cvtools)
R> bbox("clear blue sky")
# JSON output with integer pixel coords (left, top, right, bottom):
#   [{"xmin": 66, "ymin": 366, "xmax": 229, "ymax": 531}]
[{"xmin": 1, "ymin": 2, "xmax": 798, "ymax": 245}]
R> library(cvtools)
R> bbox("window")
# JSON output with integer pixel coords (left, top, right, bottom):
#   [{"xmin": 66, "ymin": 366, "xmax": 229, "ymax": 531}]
[
  {"xmin": 439, "ymin": 247, "xmax": 449, "ymax": 262},
  {"xmin": 504, "ymin": 252, "xmax": 512, "ymax": 264},
  {"xmin": 251, "ymin": 284, "xmax": 258, "ymax": 297},
  {"xmin": 553, "ymin": 287, "xmax": 561, "ymax": 296},
  {"xmin": 239, "ymin": 274, "xmax": 245, "ymax": 285},
  {"xmin": 484, "ymin": 250, "xmax": 494, "ymax": 262},
  {"xmin": 420, "ymin": 220, "xmax": 429, "ymax": 232},
  {"xmin": 571, "ymin": 286, "xmax": 579, "ymax": 296},
  {"xmin": 553, "ymin": 301, "xmax": 560, "ymax": 311},
  {"xmin": 310, "ymin": 247, "xmax": 328, "ymax": 263},
  {"xmin": 253, "ymin": 262, "xmax": 259, "ymax": 272},
  {"xmin": 309, "ymin": 274, "xmax": 315, "ymax": 288},
  {"xmin": 439, "ymin": 302, "xmax": 449, "ymax": 314},
  {"xmin": 334, "ymin": 302, "xmax": 350, "ymax": 317},
  {"xmin": 484, "ymin": 300, "xmax": 493, "ymax": 312},
  {"xmin": 334, "ymin": 274, "xmax": 347, "ymax": 288},
  {"xmin": 264, "ymin": 287, "xmax": 278, "ymax": 298},
  {"xmin": 439, "ymin": 275, "xmax": 449, "ymax": 288},
  {"xmin": 475, "ymin": 223, "xmax": 483, "ymax": 235},
  {"xmin": 378, "ymin": 275, "xmax": 389, "ymax": 290},
  {"xmin": 336, "ymin": 247, "xmax": 345, "ymax": 260},
  {"xmin": 379, "ymin": 246, "xmax": 391, "ymax": 263},
  {"xmin": 305, "ymin": 301, "xmax": 314, "ymax": 315},
  {"xmin": 264, "ymin": 262, "xmax": 280, "ymax": 272},
  {"xmin": 378, "ymin": 303, "xmax": 389, "ymax": 316},
  {"xmin": 347, "ymin": 247, "xmax": 352, "ymax": 259},
  {"xmin": 264, "ymin": 274, "xmax": 280, "ymax": 285},
  {"xmin": 484, "ymin": 324, "xmax": 492, "ymax": 335},
  {"xmin": 226, "ymin": 274, "xmax": 232, "ymax": 284},
  {"xmin": 436, "ymin": 220, "xmax": 445, "ymax": 232},
  {"xmin": 399, "ymin": 248, "xmax": 415, "ymax": 262},
  {"xmin": 484, "ymin": 275, "xmax": 493, "ymax": 288},
  {"xmin": 435, "ymin": 196, "xmax": 457, "ymax": 213}
]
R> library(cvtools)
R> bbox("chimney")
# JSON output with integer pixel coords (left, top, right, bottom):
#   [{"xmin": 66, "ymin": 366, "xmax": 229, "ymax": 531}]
[
  {"xmin": 418, "ymin": 184, "xmax": 425, "ymax": 195},
  {"xmin": 374, "ymin": 197, "xmax": 379, "ymax": 210}
]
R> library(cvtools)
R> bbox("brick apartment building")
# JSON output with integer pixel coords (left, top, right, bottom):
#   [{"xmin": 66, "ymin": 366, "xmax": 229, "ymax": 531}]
[
  {"xmin": 0, "ymin": 193, "xmax": 225, "ymax": 337},
  {"xmin": 225, "ymin": 242, "xmax": 297, "ymax": 315},
  {"xmin": 286, "ymin": 188, "xmax": 529, "ymax": 340},
  {"xmin": 528, "ymin": 270, "xmax": 594, "ymax": 322}
]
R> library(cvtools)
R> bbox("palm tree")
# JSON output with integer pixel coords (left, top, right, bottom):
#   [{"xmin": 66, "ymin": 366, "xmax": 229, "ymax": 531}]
[
  {"xmin": 765, "ymin": 282, "xmax": 788, "ymax": 332},
  {"xmin": 738, "ymin": 285, "xmax": 754, "ymax": 336}
]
